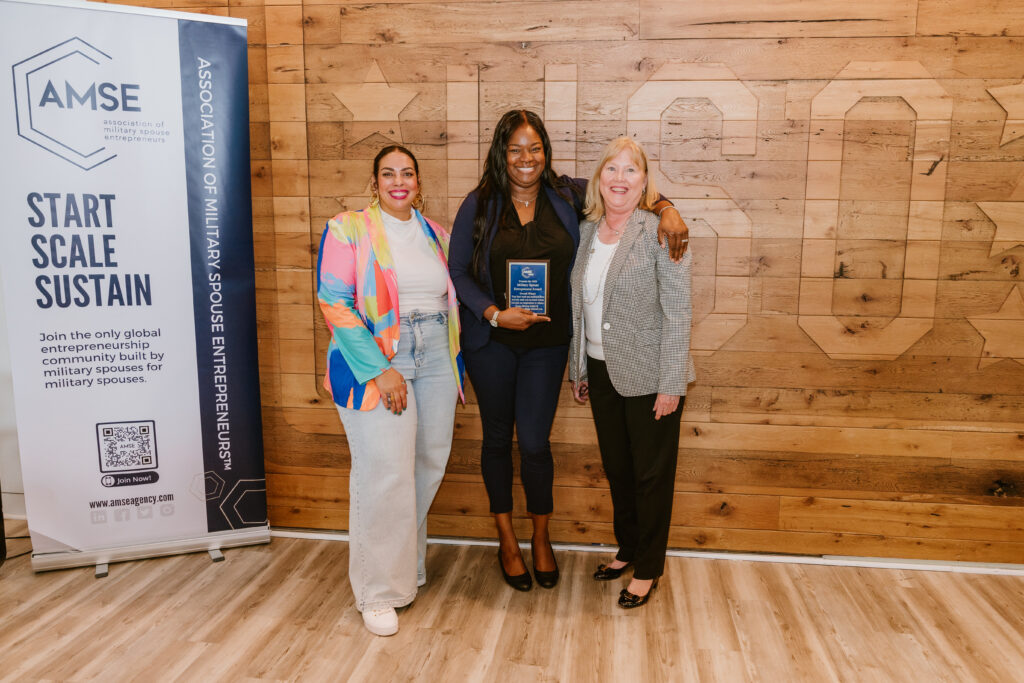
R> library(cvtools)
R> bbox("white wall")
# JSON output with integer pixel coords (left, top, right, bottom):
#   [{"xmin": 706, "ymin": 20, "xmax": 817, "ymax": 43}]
[{"xmin": 0, "ymin": 275, "xmax": 25, "ymax": 518}]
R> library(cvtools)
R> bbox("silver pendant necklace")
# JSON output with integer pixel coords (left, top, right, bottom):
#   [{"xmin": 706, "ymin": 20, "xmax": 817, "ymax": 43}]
[{"xmin": 590, "ymin": 217, "xmax": 622, "ymax": 254}]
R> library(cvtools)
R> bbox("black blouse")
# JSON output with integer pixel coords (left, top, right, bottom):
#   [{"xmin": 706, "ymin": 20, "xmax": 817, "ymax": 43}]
[{"xmin": 488, "ymin": 190, "xmax": 574, "ymax": 348}]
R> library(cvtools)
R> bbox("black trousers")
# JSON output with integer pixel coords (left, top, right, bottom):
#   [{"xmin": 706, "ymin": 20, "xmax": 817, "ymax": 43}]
[
  {"xmin": 464, "ymin": 339, "xmax": 568, "ymax": 515},
  {"xmin": 587, "ymin": 357, "xmax": 683, "ymax": 580}
]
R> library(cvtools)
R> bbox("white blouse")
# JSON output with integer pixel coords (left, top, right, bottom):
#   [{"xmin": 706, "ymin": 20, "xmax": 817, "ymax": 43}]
[
  {"xmin": 582, "ymin": 236, "xmax": 619, "ymax": 361},
  {"xmin": 380, "ymin": 211, "xmax": 448, "ymax": 314}
]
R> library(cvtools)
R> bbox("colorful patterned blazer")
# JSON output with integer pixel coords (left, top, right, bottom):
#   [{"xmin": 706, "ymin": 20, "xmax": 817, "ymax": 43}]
[{"xmin": 317, "ymin": 204, "xmax": 465, "ymax": 410}]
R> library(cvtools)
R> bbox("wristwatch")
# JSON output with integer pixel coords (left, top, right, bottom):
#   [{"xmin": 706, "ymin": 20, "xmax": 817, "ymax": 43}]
[{"xmin": 489, "ymin": 309, "xmax": 501, "ymax": 328}]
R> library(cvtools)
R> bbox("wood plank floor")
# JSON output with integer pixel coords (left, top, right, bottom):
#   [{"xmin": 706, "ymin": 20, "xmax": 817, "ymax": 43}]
[{"xmin": 2, "ymin": 518, "xmax": 1023, "ymax": 682}]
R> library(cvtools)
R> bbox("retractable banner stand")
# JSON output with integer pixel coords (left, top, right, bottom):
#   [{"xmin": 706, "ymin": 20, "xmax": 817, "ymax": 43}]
[{"xmin": 0, "ymin": 0, "xmax": 269, "ymax": 571}]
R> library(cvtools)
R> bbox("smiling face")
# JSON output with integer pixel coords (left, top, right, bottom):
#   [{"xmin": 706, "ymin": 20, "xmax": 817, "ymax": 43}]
[
  {"xmin": 598, "ymin": 148, "xmax": 647, "ymax": 216},
  {"xmin": 505, "ymin": 124, "xmax": 545, "ymax": 192},
  {"xmin": 373, "ymin": 150, "xmax": 420, "ymax": 220}
]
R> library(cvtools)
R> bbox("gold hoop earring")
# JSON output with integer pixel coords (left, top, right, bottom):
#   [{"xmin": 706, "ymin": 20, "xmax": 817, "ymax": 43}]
[
  {"xmin": 369, "ymin": 189, "xmax": 380, "ymax": 208},
  {"xmin": 412, "ymin": 192, "xmax": 424, "ymax": 211}
]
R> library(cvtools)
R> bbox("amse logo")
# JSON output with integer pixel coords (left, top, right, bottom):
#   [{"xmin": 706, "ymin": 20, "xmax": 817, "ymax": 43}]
[
  {"xmin": 13, "ymin": 37, "xmax": 141, "ymax": 170},
  {"xmin": 37, "ymin": 80, "xmax": 140, "ymax": 112}
]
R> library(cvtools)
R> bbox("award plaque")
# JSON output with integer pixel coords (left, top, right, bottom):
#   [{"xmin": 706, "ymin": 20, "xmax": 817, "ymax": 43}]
[{"xmin": 506, "ymin": 259, "xmax": 550, "ymax": 315}]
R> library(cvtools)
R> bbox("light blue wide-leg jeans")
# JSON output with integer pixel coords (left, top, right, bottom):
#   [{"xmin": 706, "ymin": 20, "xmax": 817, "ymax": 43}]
[{"xmin": 336, "ymin": 312, "xmax": 457, "ymax": 612}]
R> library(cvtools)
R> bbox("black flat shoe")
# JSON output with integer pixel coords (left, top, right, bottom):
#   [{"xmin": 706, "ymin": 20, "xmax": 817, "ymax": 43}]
[
  {"xmin": 498, "ymin": 550, "xmax": 533, "ymax": 592},
  {"xmin": 593, "ymin": 562, "xmax": 632, "ymax": 581},
  {"xmin": 532, "ymin": 540, "xmax": 559, "ymax": 589},
  {"xmin": 618, "ymin": 578, "xmax": 659, "ymax": 609}
]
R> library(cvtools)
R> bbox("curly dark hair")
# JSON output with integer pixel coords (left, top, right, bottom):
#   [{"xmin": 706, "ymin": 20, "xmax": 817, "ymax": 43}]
[{"xmin": 469, "ymin": 110, "xmax": 579, "ymax": 284}]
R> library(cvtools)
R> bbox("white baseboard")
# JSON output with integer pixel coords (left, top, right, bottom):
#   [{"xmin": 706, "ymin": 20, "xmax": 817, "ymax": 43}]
[{"xmin": 271, "ymin": 528, "xmax": 1024, "ymax": 577}]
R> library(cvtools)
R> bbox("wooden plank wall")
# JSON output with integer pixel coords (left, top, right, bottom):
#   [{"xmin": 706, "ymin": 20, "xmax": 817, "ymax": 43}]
[{"xmin": 104, "ymin": 0, "xmax": 1024, "ymax": 562}]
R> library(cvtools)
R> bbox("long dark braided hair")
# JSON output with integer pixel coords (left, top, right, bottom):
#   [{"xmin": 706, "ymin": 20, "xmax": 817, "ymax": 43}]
[{"xmin": 469, "ymin": 110, "xmax": 580, "ymax": 285}]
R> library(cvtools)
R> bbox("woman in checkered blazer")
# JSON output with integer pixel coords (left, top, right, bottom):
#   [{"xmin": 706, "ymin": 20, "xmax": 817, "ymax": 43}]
[{"xmin": 568, "ymin": 137, "xmax": 696, "ymax": 609}]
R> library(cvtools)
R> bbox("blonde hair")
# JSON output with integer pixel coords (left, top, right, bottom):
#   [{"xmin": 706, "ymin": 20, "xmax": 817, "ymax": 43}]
[{"xmin": 584, "ymin": 137, "xmax": 659, "ymax": 221}]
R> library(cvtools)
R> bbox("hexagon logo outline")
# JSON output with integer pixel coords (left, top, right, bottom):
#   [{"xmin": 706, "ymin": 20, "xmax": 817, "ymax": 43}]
[{"xmin": 12, "ymin": 36, "xmax": 118, "ymax": 171}]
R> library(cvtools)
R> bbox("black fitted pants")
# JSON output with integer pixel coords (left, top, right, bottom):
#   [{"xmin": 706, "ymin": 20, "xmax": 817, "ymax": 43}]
[
  {"xmin": 587, "ymin": 357, "xmax": 684, "ymax": 580},
  {"xmin": 464, "ymin": 339, "xmax": 568, "ymax": 515}
]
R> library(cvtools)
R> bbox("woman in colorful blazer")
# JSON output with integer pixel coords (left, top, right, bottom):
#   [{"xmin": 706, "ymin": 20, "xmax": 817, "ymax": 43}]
[{"xmin": 317, "ymin": 145, "xmax": 464, "ymax": 637}]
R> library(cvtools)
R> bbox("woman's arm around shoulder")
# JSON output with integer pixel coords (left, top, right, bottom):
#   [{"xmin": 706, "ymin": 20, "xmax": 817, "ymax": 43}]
[{"xmin": 651, "ymin": 201, "xmax": 689, "ymax": 261}]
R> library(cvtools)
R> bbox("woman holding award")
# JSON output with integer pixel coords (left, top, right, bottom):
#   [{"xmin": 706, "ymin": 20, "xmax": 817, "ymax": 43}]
[
  {"xmin": 448, "ymin": 110, "xmax": 689, "ymax": 592},
  {"xmin": 317, "ymin": 145, "xmax": 464, "ymax": 636},
  {"xmin": 569, "ymin": 137, "xmax": 695, "ymax": 609}
]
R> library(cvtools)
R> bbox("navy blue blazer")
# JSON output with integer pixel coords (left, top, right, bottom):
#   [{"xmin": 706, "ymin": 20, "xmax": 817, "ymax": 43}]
[{"xmin": 449, "ymin": 176, "xmax": 587, "ymax": 352}]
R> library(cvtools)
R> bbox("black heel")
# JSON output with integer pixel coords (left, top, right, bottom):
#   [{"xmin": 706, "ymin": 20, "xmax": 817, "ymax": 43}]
[
  {"xmin": 532, "ymin": 539, "xmax": 559, "ymax": 589},
  {"xmin": 618, "ymin": 578, "xmax": 658, "ymax": 609},
  {"xmin": 498, "ymin": 550, "xmax": 532, "ymax": 592},
  {"xmin": 593, "ymin": 562, "xmax": 632, "ymax": 581}
]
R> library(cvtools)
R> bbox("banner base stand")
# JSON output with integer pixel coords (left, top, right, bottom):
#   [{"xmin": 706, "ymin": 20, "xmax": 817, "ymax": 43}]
[{"xmin": 31, "ymin": 527, "xmax": 270, "ymax": 573}]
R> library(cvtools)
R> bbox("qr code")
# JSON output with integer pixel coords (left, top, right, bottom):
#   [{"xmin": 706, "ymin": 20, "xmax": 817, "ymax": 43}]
[{"xmin": 96, "ymin": 420, "xmax": 158, "ymax": 473}]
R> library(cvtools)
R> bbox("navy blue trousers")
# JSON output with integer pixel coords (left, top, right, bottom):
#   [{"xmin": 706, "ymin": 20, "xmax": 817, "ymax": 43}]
[{"xmin": 464, "ymin": 339, "xmax": 568, "ymax": 515}]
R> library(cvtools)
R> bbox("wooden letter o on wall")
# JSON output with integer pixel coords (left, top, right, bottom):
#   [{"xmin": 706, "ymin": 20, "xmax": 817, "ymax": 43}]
[{"xmin": 798, "ymin": 62, "xmax": 952, "ymax": 360}]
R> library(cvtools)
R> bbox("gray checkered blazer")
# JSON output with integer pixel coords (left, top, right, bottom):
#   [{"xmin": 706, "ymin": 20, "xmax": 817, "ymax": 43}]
[{"xmin": 568, "ymin": 208, "xmax": 696, "ymax": 397}]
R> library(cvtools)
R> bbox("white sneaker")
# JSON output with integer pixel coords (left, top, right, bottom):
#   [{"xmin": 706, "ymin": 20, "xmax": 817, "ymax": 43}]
[{"xmin": 361, "ymin": 607, "xmax": 398, "ymax": 636}]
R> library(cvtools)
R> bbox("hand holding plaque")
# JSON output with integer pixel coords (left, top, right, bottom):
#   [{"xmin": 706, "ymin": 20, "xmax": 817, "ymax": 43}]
[{"xmin": 506, "ymin": 259, "xmax": 549, "ymax": 315}]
